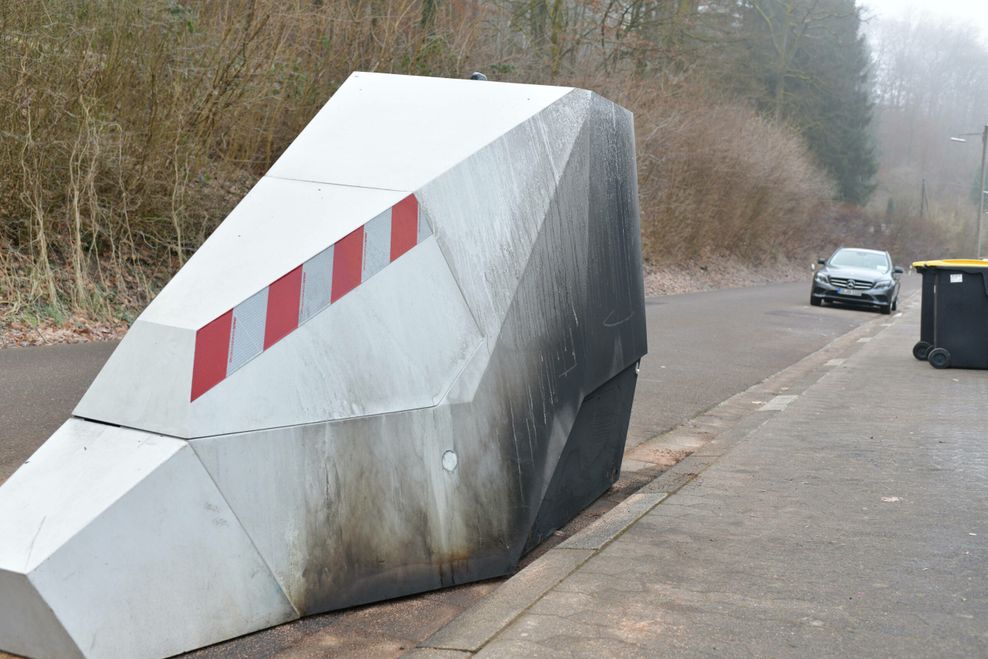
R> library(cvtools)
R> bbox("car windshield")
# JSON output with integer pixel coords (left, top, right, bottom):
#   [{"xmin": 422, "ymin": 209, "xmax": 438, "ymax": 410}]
[{"xmin": 829, "ymin": 249, "xmax": 889, "ymax": 273}]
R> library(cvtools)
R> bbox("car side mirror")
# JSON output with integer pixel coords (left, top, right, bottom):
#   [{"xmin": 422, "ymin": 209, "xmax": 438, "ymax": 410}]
[
  {"xmin": 893, "ymin": 266, "xmax": 904, "ymax": 275},
  {"xmin": 817, "ymin": 258, "xmax": 827, "ymax": 265}
]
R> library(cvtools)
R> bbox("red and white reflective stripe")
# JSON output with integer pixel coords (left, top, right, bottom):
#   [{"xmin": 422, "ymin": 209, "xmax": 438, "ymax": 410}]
[{"xmin": 190, "ymin": 193, "xmax": 430, "ymax": 401}]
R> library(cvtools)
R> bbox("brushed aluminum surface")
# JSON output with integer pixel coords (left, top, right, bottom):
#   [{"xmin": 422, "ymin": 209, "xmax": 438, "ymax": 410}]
[
  {"xmin": 1, "ymin": 72, "xmax": 646, "ymax": 658},
  {"xmin": 76, "ymin": 237, "xmax": 484, "ymax": 438},
  {"xmin": 267, "ymin": 71, "xmax": 573, "ymax": 192},
  {"xmin": 0, "ymin": 419, "xmax": 296, "ymax": 659}
]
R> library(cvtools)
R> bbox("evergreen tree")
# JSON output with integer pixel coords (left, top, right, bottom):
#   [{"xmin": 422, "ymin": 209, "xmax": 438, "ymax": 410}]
[{"xmin": 733, "ymin": 0, "xmax": 877, "ymax": 203}]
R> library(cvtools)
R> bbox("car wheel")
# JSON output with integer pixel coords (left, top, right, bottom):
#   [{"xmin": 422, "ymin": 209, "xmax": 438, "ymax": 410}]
[
  {"xmin": 892, "ymin": 297, "xmax": 898, "ymax": 311},
  {"xmin": 912, "ymin": 341, "xmax": 931, "ymax": 361},
  {"xmin": 928, "ymin": 347, "xmax": 951, "ymax": 369},
  {"xmin": 880, "ymin": 303, "xmax": 892, "ymax": 315},
  {"xmin": 810, "ymin": 296, "xmax": 822, "ymax": 307}
]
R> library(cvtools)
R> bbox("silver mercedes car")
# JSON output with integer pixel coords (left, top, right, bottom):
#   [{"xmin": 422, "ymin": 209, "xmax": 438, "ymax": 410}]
[{"xmin": 810, "ymin": 247, "xmax": 903, "ymax": 314}]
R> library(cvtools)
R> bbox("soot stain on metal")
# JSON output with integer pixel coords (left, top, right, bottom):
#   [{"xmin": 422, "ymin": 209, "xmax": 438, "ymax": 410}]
[{"xmin": 193, "ymin": 85, "xmax": 646, "ymax": 623}]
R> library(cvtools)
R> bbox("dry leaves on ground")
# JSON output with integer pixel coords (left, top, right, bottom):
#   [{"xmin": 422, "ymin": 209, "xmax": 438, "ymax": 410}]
[
  {"xmin": 1, "ymin": 315, "xmax": 128, "ymax": 349},
  {"xmin": 643, "ymin": 258, "xmax": 809, "ymax": 297}
]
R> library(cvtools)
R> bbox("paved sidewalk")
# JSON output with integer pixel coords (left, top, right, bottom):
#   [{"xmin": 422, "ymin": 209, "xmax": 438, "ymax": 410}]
[{"xmin": 418, "ymin": 306, "xmax": 988, "ymax": 657}]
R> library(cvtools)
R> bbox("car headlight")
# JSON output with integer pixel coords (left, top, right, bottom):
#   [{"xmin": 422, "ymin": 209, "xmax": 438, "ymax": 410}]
[
  {"xmin": 873, "ymin": 280, "xmax": 892, "ymax": 289},
  {"xmin": 814, "ymin": 272, "xmax": 828, "ymax": 283}
]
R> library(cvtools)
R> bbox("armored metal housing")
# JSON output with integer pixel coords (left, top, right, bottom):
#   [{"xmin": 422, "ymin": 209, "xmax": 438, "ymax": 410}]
[{"xmin": 0, "ymin": 72, "xmax": 647, "ymax": 658}]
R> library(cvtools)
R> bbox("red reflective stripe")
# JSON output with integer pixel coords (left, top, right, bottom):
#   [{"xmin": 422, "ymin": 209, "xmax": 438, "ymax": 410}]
[
  {"xmin": 331, "ymin": 226, "xmax": 364, "ymax": 302},
  {"xmin": 192, "ymin": 195, "xmax": 428, "ymax": 396},
  {"xmin": 264, "ymin": 266, "xmax": 302, "ymax": 349},
  {"xmin": 390, "ymin": 195, "xmax": 419, "ymax": 261},
  {"xmin": 191, "ymin": 310, "xmax": 233, "ymax": 401}
]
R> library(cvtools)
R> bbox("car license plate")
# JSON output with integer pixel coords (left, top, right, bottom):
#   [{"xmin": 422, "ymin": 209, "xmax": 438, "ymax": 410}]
[{"xmin": 838, "ymin": 288, "xmax": 862, "ymax": 297}]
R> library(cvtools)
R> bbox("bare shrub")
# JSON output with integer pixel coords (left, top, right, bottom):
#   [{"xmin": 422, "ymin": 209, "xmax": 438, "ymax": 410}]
[
  {"xmin": 0, "ymin": 0, "xmax": 911, "ymax": 324},
  {"xmin": 0, "ymin": 0, "xmax": 477, "ymax": 319},
  {"xmin": 634, "ymin": 87, "xmax": 834, "ymax": 264}
]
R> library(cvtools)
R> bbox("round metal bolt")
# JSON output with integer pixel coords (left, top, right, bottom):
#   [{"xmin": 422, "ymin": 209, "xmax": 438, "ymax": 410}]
[{"xmin": 442, "ymin": 450, "xmax": 458, "ymax": 472}]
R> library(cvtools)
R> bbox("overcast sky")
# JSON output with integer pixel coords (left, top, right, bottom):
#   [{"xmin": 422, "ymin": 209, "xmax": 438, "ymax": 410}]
[{"xmin": 860, "ymin": 0, "xmax": 988, "ymax": 39}]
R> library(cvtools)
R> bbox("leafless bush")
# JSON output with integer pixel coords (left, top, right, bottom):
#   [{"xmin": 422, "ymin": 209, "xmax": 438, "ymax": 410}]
[
  {"xmin": 0, "ymin": 0, "xmax": 905, "ymax": 324},
  {"xmin": 615, "ymin": 81, "xmax": 834, "ymax": 264},
  {"xmin": 0, "ymin": 0, "xmax": 477, "ymax": 319}
]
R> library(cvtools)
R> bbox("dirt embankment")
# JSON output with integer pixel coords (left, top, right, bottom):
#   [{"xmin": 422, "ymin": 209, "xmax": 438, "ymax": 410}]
[
  {"xmin": 643, "ymin": 258, "xmax": 809, "ymax": 297},
  {"xmin": 1, "ymin": 315, "xmax": 128, "ymax": 349}
]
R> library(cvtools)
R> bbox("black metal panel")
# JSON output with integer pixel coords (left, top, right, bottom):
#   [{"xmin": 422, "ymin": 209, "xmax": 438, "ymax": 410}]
[{"xmin": 523, "ymin": 363, "xmax": 638, "ymax": 553}]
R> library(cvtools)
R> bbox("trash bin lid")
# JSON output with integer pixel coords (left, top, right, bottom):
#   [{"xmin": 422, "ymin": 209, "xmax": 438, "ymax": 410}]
[{"xmin": 912, "ymin": 259, "xmax": 988, "ymax": 271}]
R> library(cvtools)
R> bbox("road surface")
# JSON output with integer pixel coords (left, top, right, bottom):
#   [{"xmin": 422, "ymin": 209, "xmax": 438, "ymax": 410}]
[{"xmin": 0, "ymin": 277, "xmax": 918, "ymax": 656}]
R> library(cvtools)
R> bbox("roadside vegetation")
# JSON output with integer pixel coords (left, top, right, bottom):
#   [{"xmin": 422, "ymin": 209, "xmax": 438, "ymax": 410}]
[{"xmin": 0, "ymin": 0, "xmax": 977, "ymax": 330}]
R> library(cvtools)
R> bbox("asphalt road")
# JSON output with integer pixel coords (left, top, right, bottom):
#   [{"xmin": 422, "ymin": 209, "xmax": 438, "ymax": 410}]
[
  {"xmin": 0, "ymin": 341, "xmax": 116, "ymax": 484},
  {"xmin": 627, "ymin": 277, "xmax": 918, "ymax": 448},
  {"xmin": 0, "ymin": 276, "xmax": 919, "ymax": 656}
]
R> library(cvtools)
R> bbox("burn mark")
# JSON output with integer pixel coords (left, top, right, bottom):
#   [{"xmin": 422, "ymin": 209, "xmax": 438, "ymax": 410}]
[
  {"xmin": 288, "ymin": 94, "xmax": 646, "ymax": 609},
  {"xmin": 192, "ymin": 91, "xmax": 645, "ymax": 618}
]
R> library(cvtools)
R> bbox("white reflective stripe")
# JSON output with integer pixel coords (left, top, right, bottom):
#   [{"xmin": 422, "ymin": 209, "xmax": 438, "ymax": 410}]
[
  {"xmin": 362, "ymin": 208, "xmax": 392, "ymax": 281},
  {"xmin": 300, "ymin": 246, "xmax": 334, "ymax": 324},
  {"xmin": 417, "ymin": 206, "xmax": 432, "ymax": 243},
  {"xmin": 228, "ymin": 288, "xmax": 268, "ymax": 373}
]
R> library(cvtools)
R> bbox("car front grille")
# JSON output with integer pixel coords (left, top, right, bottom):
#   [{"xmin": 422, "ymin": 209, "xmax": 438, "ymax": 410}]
[{"xmin": 829, "ymin": 277, "xmax": 874, "ymax": 290}]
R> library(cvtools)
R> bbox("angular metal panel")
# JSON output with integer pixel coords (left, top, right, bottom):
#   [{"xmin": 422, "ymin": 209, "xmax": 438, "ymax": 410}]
[
  {"xmin": 0, "ymin": 420, "xmax": 183, "ymax": 573},
  {"xmin": 419, "ymin": 89, "xmax": 591, "ymax": 340},
  {"xmin": 3, "ymin": 73, "xmax": 647, "ymax": 658},
  {"xmin": 524, "ymin": 363, "xmax": 639, "ymax": 552},
  {"xmin": 76, "ymin": 239, "xmax": 485, "ymax": 438},
  {"xmin": 190, "ymin": 407, "xmax": 499, "ymax": 614},
  {"xmin": 184, "ymin": 237, "xmax": 484, "ymax": 437},
  {"xmin": 138, "ymin": 177, "xmax": 407, "ymax": 331},
  {"xmin": 0, "ymin": 420, "xmax": 297, "ymax": 659},
  {"xmin": 582, "ymin": 94, "xmax": 647, "ymax": 386},
  {"xmin": 0, "ymin": 569, "xmax": 82, "ymax": 659},
  {"xmin": 73, "ymin": 319, "xmax": 195, "ymax": 432},
  {"xmin": 267, "ymin": 71, "xmax": 574, "ymax": 192},
  {"xmin": 188, "ymin": 107, "xmax": 645, "ymax": 607}
]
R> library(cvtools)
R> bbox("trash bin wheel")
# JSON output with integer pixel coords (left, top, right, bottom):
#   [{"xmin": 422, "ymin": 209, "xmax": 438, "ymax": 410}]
[
  {"xmin": 912, "ymin": 341, "xmax": 931, "ymax": 361},
  {"xmin": 928, "ymin": 347, "xmax": 951, "ymax": 369},
  {"xmin": 810, "ymin": 296, "xmax": 821, "ymax": 307}
]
